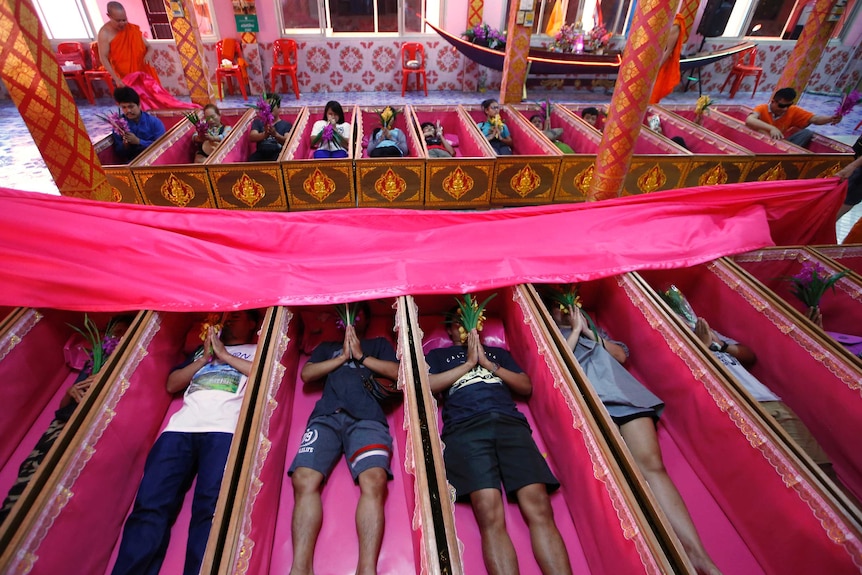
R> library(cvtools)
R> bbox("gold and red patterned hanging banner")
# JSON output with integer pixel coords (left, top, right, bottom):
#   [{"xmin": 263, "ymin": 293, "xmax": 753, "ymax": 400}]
[
  {"xmin": 587, "ymin": 0, "xmax": 677, "ymax": 200},
  {"xmin": 774, "ymin": 0, "xmax": 838, "ymax": 96},
  {"xmin": 466, "ymin": 0, "xmax": 485, "ymax": 28},
  {"xmin": 679, "ymin": 0, "xmax": 698, "ymax": 44},
  {"xmin": 500, "ymin": 0, "xmax": 532, "ymax": 104},
  {"xmin": 166, "ymin": 0, "xmax": 214, "ymax": 106},
  {"xmin": 0, "ymin": 0, "xmax": 111, "ymax": 200}
]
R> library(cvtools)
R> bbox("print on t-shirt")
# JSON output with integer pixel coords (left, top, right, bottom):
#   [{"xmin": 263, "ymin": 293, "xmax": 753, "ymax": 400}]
[{"xmin": 187, "ymin": 347, "xmax": 254, "ymax": 395}]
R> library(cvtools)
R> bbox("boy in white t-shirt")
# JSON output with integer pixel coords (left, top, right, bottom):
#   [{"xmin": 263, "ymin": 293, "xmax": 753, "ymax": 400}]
[{"xmin": 111, "ymin": 309, "xmax": 260, "ymax": 575}]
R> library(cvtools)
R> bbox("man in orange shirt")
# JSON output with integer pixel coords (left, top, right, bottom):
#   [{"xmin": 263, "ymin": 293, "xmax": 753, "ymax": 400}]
[
  {"xmin": 97, "ymin": 1, "xmax": 161, "ymax": 88},
  {"xmin": 745, "ymin": 87, "xmax": 840, "ymax": 147}
]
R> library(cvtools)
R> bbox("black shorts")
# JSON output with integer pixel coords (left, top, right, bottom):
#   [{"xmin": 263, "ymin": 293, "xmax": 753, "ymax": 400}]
[
  {"xmin": 442, "ymin": 412, "xmax": 559, "ymax": 501},
  {"xmin": 845, "ymin": 164, "xmax": 862, "ymax": 207}
]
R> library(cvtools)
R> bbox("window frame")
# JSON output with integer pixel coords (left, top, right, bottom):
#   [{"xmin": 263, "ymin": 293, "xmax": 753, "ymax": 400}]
[{"xmin": 277, "ymin": 0, "xmax": 444, "ymax": 37}]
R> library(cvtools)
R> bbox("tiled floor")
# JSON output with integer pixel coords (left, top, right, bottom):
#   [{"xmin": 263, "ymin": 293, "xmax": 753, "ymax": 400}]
[{"xmin": 1, "ymin": 87, "xmax": 860, "ymax": 239}]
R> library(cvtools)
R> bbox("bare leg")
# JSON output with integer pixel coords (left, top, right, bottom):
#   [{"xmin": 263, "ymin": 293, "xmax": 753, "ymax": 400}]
[
  {"xmin": 290, "ymin": 467, "xmax": 325, "ymax": 575},
  {"xmin": 355, "ymin": 467, "xmax": 388, "ymax": 575},
  {"xmin": 515, "ymin": 483, "xmax": 571, "ymax": 575},
  {"xmin": 619, "ymin": 417, "xmax": 722, "ymax": 575},
  {"xmin": 470, "ymin": 488, "xmax": 519, "ymax": 575}
]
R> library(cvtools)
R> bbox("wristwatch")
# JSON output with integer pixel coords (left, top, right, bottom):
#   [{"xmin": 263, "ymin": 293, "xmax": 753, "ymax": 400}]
[{"xmin": 709, "ymin": 341, "xmax": 728, "ymax": 352}]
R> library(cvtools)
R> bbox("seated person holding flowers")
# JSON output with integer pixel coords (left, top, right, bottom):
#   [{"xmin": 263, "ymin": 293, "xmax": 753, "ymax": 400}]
[
  {"xmin": 193, "ymin": 104, "xmax": 233, "ymax": 163},
  {"xmin": 477, "ymin": 98, "xmax": 513, "ymax": 155},
  {"xmin": 310, "ymin": 100, "xmax": 352, "ymax": 159},
  {"xmin": 112, "ymin": 86, "xmax": 166, "ymax": 162},
  {"xmin": 421, "ymin": 121, "xmax": 455, "ymax": 158},
  {"xmin": 367, "ymin": 105, "xmax": 408, "ymax": 158},
  {"xmin": 248, "ymin": 93, "xmax": 292, "ymax": 162}
]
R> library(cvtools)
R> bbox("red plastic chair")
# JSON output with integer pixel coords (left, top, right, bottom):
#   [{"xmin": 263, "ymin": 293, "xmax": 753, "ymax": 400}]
[
  {"xmin": 401, "ymin": 42, "xmax": 427, "ymax": 97},
  {"xmin": 215, "ymin": 39, "xmax": 248, "ymax": 101},
  {"xmin": 719, "ymin": 46, "xmax": 763, "ymax": 99},
  {"xmin": 56, "ymin": 41, "xmax": 93, "ymax": 104},
  {"xmin": 85, "ymin": 42, "xmax": 115, "ymax": 101},
  {"xmin": 270, "ymin": 39, "xmax": 300, "ymax": 99}
]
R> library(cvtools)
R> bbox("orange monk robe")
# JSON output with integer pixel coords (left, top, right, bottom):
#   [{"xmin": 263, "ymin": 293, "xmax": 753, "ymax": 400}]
[
  {"xmin": 110, "ymin": 23, "xmax": 161, "ymax": 84},
  {"xmin": 649, "ymin": 13, "xmax": 686, "ymax": 104}
]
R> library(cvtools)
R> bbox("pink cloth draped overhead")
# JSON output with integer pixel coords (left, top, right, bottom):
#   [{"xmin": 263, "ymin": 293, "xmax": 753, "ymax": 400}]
[
  {"xmin": 122, "ymin": 71, "xmax": 198, "ymax": 110},
  {"xmin": 0, "ymin": 179, "xmax": 844, "ymax": 311}
]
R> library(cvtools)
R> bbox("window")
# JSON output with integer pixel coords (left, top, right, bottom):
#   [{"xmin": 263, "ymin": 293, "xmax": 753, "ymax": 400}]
[
  {"xmin": 527, "ymin": 0, "xmax": 631, "ymax": 38},
  {"xmin": 193, "ymin": 0, "xmax": 218, "ymax": 40},
  {"xmin": 32, "ymin": 0, "xmax": 95, "ymax": 40},
  {"xmin": 143, "ymin": 0, "xmax": 173, "ymax": 40},
  {"xmin": 279, "ymin": 0, "xmax": 442, "ymax": 35},
  {"xmin": 722, "ymin": 0, "xmax": 858, "ymax": 38}
]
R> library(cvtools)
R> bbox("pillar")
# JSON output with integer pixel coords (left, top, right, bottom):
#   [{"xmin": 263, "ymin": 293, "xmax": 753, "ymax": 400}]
[
  {"xmin": 165, "ymin": 0, "xmax": 215, "ymax": 106},
  {"xmin": 499, "ymin": 0, "xmax": 533, "ymax": 104},
  {"xmin": 587, "ymin": 0, "xmax": 677, "ymax": 200},
  {"xmin": 0, "ymin": 0, "xmax": 111, "ymax": 200},
  {"xmin": 774, "ymin": 0, "xmax": 838, "ymax": 95}
]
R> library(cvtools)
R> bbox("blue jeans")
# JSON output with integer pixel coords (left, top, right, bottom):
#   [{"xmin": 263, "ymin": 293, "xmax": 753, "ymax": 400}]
[
  {"xmin": 313, "ymin": 148, "xmax": 348, "ymax": 158},
  {"xmin": 111, "ymin": 431, "xmax": 233, "ymax": 575}
]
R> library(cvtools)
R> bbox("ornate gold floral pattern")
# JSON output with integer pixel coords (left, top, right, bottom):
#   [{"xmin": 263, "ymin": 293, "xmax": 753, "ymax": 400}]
[
  {"xmin": 637, "ymin": 165, "xmax": 667, "ymax": 193},
  {"xmin": 442, "ymin": 166, "xmax": 474, "ymax": 199},
  {"xmin": 699, "ymin": 164, "xmax": 728, "ymax": 186},
  {"xmin": 161, "ymin": 173, "xmax": 195, "ymax": 207},
  {"xmin": 758, "ymin": 163, "xmax": 787, "ymax": 181},
  {"xmin": 374, "ymin": 168, "xmax": 407, "ymax": 201},
  {"xmin": 303, "ymin": 168, "xmax": 336, "ymax": 202},
  {"xmin": 510, "ymin": 164, "xmax": 541, "ymax": 197},
  {"xmin": 232, "ymin": 173, "xmax": 266, "ymax": 208}
]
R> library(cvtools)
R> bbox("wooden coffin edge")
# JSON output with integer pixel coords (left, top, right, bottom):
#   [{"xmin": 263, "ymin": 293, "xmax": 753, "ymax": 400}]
[
  {"xmin": 808, "ymin": 244, "xmax": 862, "ymax": 277},
  {"xmin": 398, "ymin": 295, "xmax": 464, "ymax": 575},
  {"xmin": 0, "ymin": 307, "xmax": 35, "ymax": 363},
  {"xmin": 204, "ymin": 306, "xmax": 290, "ymax": 575},
  {"xmin": 626, "ymin": 269, "xmax": 862, "ymax": 556},
  {"xmin": 731, "ymin": 247, "xmax": 862, "ymax": 369},
  {"xmin": 520, "ymin": 284, "xmax": 691, "ymax": 574},
  {"xmin": 651, "ymin": 105, "xmax": 756, "ymax": 156},
  {"xmin": 353, "ymin": 105, "xmax": 427, "ymax": 208},
  {"xmin": 0, "ymin": 310, "xmax": 151, "ymax": 570}
]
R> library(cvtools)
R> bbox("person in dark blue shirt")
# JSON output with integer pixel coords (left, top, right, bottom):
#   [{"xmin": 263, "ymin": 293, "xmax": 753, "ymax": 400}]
[
  {"xmin": 426, "ymin": 312, "xmax": 572, "ymax": 575},
  {"xmin": 112, "ymin": 86, "xmax": 165, "ymax": 162},
  {"xmin": 288, "ymin": 302, "xmax": 399, "ymax": 575}
]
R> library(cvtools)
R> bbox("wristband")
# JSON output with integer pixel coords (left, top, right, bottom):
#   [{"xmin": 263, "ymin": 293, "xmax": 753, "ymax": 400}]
[
  {"xmin": 490, "ymin": 362, "xmax": 500, "ymax": 374},
  {"xmin": 719, "ymin": 341, "xmax": 729, "ymax": 353},
  {"xmin": 357, "ymin": 354, "xmax": 367, "ymax": 365}
]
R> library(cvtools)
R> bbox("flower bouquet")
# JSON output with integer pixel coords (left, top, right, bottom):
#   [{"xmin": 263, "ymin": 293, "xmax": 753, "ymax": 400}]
[
  {"xmin": 449, "ymin": 294, "xmax": 496, "ymax": 344},
  {"xmin": 67, "ymin": 315, "xmax": 123, "ymax": 375},
  {"xmin": 587, "ymin": 24, "xmax": 612, "ymax": 52},
  {"xmin": 659, "ymin": 285, "xmax": 697, "ymax": 329},
  {"xmin": 335, "ymin": 302, "xmax": 363, "ymax": 330},
  {"xmin": 489, "ymin": 114, "xmax": 505, "ymax": 131},
  {"xmin": 694, "ymin": 95, "xmax": 713, "ymax": 124},
  {"xmin": 834, "ymin": 87, "xmax": 861, "ymax": 118},
  {"xmin": 185, "ymin": 110, "xmax": 209, "ymax": 139},
  {"xmin": 543, "ymin": 284, "xmax": 599, "ymax": 339},
  {"xmin": 536, "ymin": 98, "xmax": 553, "ymax": 126},
  {"xmin": 311, "ymin": 122, "xmax": 347, "ymax": 148},
  {"xmin": 376, "ymin": 105, "xmax": 399, "ymax": 129},
  {"xmin": 784, "ymin": 262, "xmax": 848, "ymax": 309},
  {"xmin": 464, "ymin": 23, "xmax": 507, "ymax": 50},
  {"xmin": 199, "ymin": 312, "xmax": 223, "ymax": 341},
  {"xmin": 97, "ymin": 109, "xmax": 129, "ymax": 136},
  {"xmin": 248, "ymin": 94, "xmax": 277, "ymax": 130}
]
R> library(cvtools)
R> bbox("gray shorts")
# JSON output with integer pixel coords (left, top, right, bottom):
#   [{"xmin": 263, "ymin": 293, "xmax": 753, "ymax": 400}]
[{"xmin": 289, "ymin": 411, "xmax": 393, "ymax": 482}]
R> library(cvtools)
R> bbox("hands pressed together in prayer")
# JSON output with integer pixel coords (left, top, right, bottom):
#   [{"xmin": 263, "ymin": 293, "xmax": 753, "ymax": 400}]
[
  {"xmin": 340, "ymin": 325, "xmax": 364, "ymax": 363},
  {"xmin": 66, "ymin": 374, "xmax": 95, "ymax": 403}
]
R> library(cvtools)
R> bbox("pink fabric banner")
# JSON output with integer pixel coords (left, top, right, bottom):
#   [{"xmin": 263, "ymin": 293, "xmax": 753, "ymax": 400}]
[{"xmin": 0, "ymin": 179, "xmax": 844, "ymax": 311}]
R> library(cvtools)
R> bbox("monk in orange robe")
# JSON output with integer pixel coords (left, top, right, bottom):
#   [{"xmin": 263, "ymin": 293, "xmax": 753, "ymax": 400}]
[
  {"xmin": 97, "ymin": 1, "xmax": 161, "ymax": 88},
  {"xmin": 649, "ymin": 13, "xmax": 686, "ymax": 104}
]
